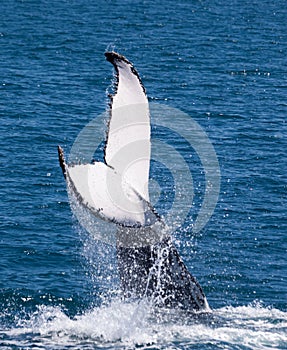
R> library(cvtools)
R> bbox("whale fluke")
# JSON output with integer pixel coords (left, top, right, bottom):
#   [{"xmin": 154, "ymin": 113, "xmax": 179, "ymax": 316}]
[{"xmin": 58, "ymin": 52, "xmax": 210, "ymax": 312}]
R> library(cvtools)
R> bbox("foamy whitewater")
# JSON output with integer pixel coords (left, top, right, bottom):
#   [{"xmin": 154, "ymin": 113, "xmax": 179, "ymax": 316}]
[{"xmin": 1, "ymin": 301, "xmax": 286, "ymax": 349}]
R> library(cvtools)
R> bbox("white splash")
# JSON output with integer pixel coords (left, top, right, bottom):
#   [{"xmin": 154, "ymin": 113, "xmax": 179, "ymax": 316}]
[{"xmin": 1, "ymin": 301, "xmax": 286, "ymax": 349}]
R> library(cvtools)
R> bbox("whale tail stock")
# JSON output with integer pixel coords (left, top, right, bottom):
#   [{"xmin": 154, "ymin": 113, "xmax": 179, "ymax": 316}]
[
  {"xmin": 117, "ymin": 232, "xmax": 209, "ymax": 311},
  {"xmin": 58, "ymin": 51, "xmax": 210, "ymax": 312}
]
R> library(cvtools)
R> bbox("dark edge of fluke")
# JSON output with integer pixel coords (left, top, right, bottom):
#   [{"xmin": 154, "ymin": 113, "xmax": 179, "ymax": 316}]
[
  {"xmin": 105, "ymin": 51, "xmax": 131, "ymax": 65},
  {"xmin": 58, "ymin": 145, "xmax": 66, "ymax": 179},
  {"xmin": 104, "ymin": 51, "xmax": 146, "ymax": 95}
]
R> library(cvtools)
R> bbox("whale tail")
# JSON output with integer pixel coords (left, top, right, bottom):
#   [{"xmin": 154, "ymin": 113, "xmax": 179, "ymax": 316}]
[{"xmin": 58, "ymin": 51, "xmax": 210, "ymax": 311}]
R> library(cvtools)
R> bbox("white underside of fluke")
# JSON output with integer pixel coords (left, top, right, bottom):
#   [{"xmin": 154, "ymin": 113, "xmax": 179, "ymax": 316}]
[
  {"xmin": 65, "ymin": 52, "xmax": 160, "ymax": 228},
  {"xmin": 67, "ymin": 162, "xmax": 158, "ymax": 227}
]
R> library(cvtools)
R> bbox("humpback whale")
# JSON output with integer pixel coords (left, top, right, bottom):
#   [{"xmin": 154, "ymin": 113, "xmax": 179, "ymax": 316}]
[{"xmin": 58, "ymin": 52, "xmax": 210, "ymax": 312}]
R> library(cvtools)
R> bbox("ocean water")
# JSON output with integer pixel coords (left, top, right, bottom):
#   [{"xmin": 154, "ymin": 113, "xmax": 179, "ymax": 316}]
[{"xmin": 1, "ymin": 0, "xmax": 286, "ymax": 349}]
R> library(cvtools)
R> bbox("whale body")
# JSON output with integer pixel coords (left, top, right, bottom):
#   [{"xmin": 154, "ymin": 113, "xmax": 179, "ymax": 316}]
[{"xmin": 58, "ymin": 51, "xmax": 210, "ymax": 312}]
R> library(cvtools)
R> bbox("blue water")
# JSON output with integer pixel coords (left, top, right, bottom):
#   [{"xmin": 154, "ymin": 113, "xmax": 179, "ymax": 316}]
[{"xmin": 1, "ymin": 0, "xmax": 286, "ymax": 348}]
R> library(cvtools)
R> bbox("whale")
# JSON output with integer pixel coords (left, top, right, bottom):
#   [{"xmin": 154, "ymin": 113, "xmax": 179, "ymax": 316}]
[{"xmin": 58, "ymin": 51, "xmax": 210, "ymax": 311}]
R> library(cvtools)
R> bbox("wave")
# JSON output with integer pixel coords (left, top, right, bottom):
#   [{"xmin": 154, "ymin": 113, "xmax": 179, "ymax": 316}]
[{"xmin": 0, "ymin": 300, "xmax": 286, "ymax": 349}]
